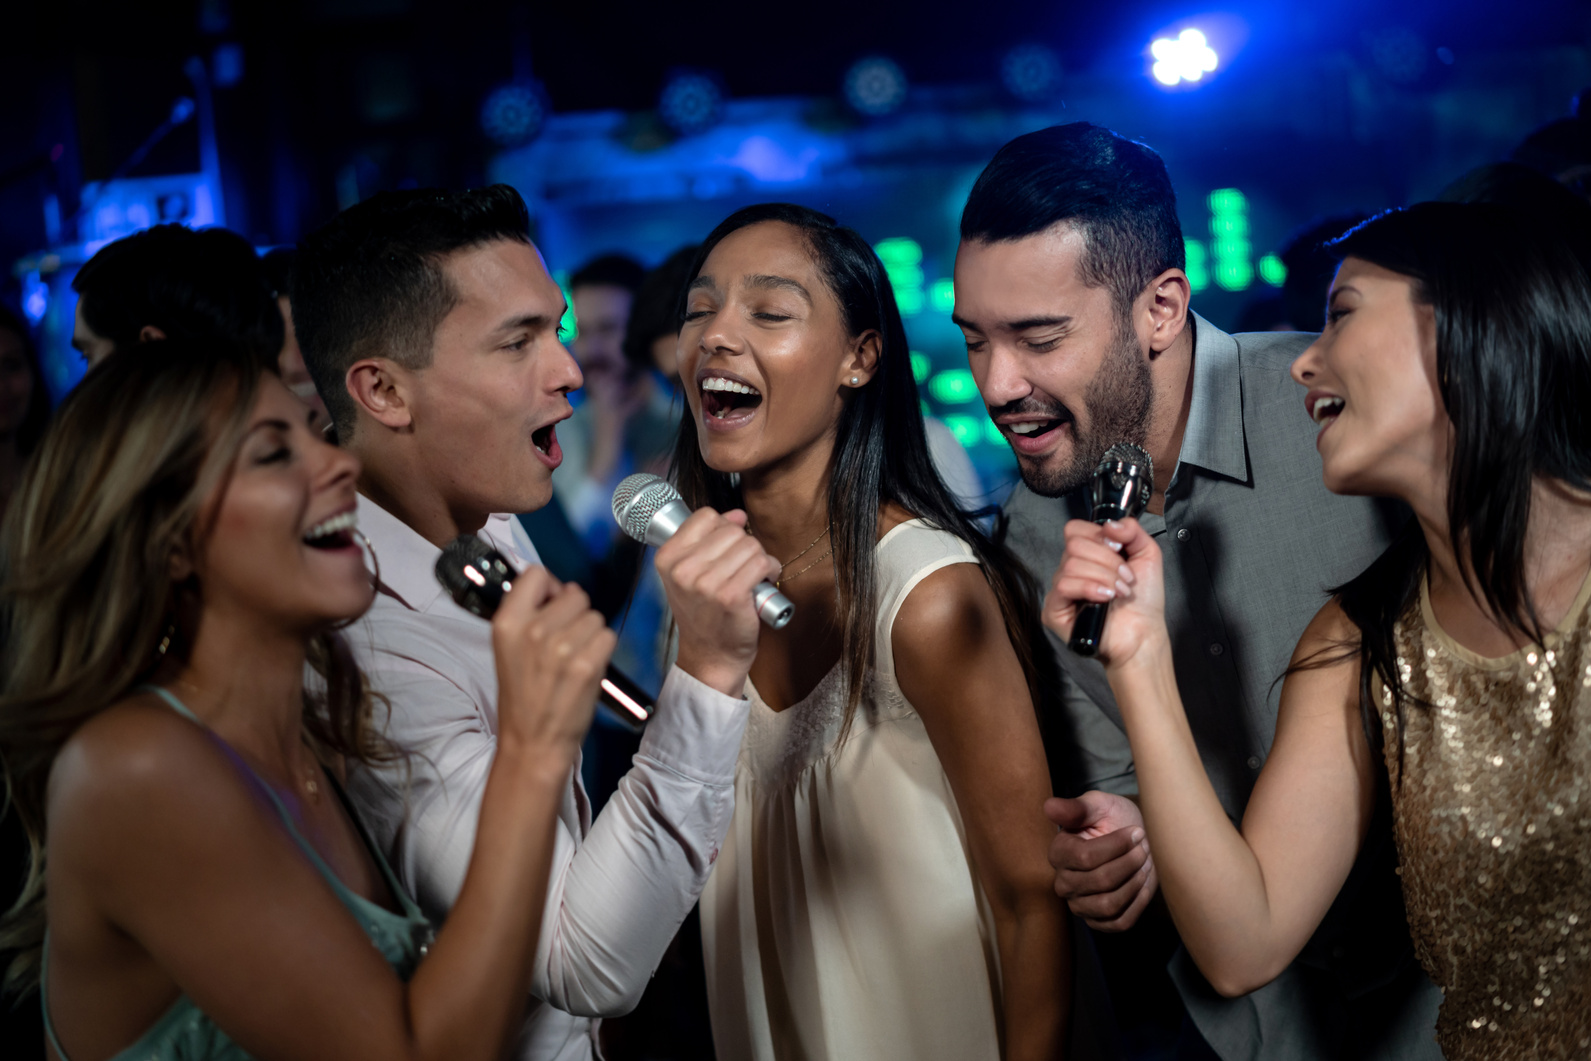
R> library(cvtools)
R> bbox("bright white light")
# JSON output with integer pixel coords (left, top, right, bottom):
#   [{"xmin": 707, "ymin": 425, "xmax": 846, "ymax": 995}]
[{"xmin": 1150, "ymin": 28, "xmax": 1219, "ymax": 87}]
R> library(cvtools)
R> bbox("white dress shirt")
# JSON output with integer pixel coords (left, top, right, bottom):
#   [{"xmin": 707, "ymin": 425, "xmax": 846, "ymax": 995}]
[{"xmin": 343, "ymin": 494, "xmax": 750, "ymax": 1061}]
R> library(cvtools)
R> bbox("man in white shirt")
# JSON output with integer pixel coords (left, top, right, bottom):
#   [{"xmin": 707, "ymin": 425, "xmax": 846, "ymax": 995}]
[{"xmin": 290, "ymin": 185, "xmax": 780, "ymax": 1060}]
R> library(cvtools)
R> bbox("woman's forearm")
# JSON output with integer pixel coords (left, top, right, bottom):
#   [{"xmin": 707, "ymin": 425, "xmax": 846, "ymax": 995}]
[
  {"xmin": 401, "ymin": 739, "xmax": 571, "ymax": 1060},
  {"xmin": 995, "ymin": 900, "xmax": 1072, "ymax": 1060},
  {"xmin": 1108, "ymin": 644, "xmax": 1292, "ymax": 996}
]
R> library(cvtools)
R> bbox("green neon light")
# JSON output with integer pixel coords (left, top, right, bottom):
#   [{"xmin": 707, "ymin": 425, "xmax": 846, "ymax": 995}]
[
  {"xmin": 1184, "ymin": 239, "xmax": 1209, "ymax": 292},
  {"xmin": 985, "ymin": 419, "xmax": 1006, "ymax": 446},
  {"xmin": 1209, "ymin": 214, "xmax": 1249, "ymax": 237},
  {"xmin": 1216, "ymin": 259, "xmax": 1255, "ymax": 291},
  {"xmin": 1259, "ymin": 254, "xmax": 1287, "ymax": 286},
  {"xmin": 895, "ymin": 286, "xmax": 925, "ymax": 316},
  {"xmin": 929, "ymin": 369, "xmax": 980, "ymax": 405},
  {"xmin": 1207, "ymin": 188, "xmax": 1247, "ymax": 214},
  {"xmin": 930, "ymin": 278, "xmax": 955, "ymax": 314},
  {"xmin": 943, "ymin": 414, "xmax": 983, "ymax": 447},
  {"xmin": 910, "ymin": 351, "xmax": 931, "ymax": 383},
  {"xmin": 874, "ymin": 238, "xmax": 922, "ymax": 266},
  {"xmin": 1213, "ymin": 238, "xmax": 1252, "ymax": 261},
  {"xmin": 552, "ymin": 270, "xmax": 579, "ymax": 341}
]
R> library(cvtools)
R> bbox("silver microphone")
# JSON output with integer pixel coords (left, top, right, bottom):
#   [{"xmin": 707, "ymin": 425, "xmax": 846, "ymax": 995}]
[{"xmin": 611, "ymin": 473, "xmax": 795, "ymax": 630}]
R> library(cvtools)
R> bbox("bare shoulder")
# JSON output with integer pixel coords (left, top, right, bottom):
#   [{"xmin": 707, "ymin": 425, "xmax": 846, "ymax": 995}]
[
  {"xmin": 49, "ymin": 694, "xmax": 265, "ymax": 865},
  {"xmin": 876, "ymin": 500, "xmax": 917, "ymax": 540},
  {"xmin": 1278, "ymin": 599, "xmax": 1364, "ymax": 723},
  {"xmin": 892, "ymin": 561, "xmax": 1004, "ymax": 675},
  {"xmin": 1291, "ymin": 598, "xmax": 1361, "ymax": 667}
]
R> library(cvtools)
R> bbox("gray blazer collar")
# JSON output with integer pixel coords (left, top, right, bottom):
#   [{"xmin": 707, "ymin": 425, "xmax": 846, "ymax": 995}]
[{"xmin": 1177, "ymin": 312, "xmax": 1250, "ymax": 485}]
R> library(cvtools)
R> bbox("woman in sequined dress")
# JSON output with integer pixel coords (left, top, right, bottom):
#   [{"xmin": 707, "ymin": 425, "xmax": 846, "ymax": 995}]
[{"xmin": 1044, "ymin": 202, "xmax": 1591, "ymax": 1060}]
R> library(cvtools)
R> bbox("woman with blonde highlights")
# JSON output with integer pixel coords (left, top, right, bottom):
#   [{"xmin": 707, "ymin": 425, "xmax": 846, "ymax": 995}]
[{"xmin": 0, "ymin": 341, "xmax": 613, "ymax": 1061}]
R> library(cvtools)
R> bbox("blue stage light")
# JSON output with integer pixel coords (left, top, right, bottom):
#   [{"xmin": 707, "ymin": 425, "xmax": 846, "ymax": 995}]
[
  {"xmin": 480, "ymin": 82, "xmax": 548, "ymax": 148},
  {"xmin": 1001, "ymin": 44, "xmax": 1062, "ymax": 102},
  {"xmin": 844, "ymin": 56, "xmax": 908, "ymax": 117},
  {"xmin": 658, "ymin": 71, "xmax": 726, "ymax": 136},
  {"xmin": 1151, "ymin": 28, "xmax": 1218, "ymax": 87}
]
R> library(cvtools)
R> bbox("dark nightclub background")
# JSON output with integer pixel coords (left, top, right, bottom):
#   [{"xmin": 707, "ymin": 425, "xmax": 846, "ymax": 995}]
[{"xmin": 0, "ymin": 1, "xmax": 1589, "ymax": 1056}]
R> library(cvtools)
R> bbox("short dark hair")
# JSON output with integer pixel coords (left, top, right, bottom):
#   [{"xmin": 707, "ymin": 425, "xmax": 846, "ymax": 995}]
[
  {"xmin": 960, "ymin": 122, "xmax": 1185, "ymax": 316},
  {"xmin": 622, "ymin": 245, "xmax": 698, "ymax": 375},
  {"xmin": 570, "ymin": 254, "xmax": 644, "ymax": 294},
  {"xmin": 291, "ymin": 185, "xmax": 532, "ymax": 440},
  {"xmin": 71, "ymin": 224, "xmax": 283, "ymax": 361}
]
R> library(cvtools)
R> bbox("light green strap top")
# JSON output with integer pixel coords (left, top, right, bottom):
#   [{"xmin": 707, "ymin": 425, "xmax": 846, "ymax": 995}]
[{"xmin": 42, "ymin": 685, "xmax": 433, "ymax": 1061}]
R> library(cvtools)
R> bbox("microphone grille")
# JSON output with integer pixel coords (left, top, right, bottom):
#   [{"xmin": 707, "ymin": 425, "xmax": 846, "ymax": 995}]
[
  {"xmin": 612, "ymin": 473, "xmax": 683, "ymax": 542},
  {"xmin": 1101, "ymin": 442, "xmax": 1153, "ymax": 491}
]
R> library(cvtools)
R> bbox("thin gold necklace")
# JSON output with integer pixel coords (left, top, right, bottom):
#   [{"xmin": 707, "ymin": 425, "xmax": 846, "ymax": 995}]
[{"xmin": 752, "ymin": 523, "xmax": 832, "ymax": 588}]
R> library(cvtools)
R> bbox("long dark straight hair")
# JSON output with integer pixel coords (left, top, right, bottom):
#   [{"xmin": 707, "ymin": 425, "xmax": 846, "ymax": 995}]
[
  {"xmin": 671, "ymin": 203, "xmax": 1056, "ymax": 742},
  {"xmin": 1322, "ymin": 203, "xmax": 1591, "ymax": 759}
]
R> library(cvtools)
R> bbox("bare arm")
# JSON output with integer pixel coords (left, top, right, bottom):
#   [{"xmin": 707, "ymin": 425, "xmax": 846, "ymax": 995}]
[
  {"xmin": 48, "ymin": 573, "xmax": 610, "ymax": 1061},
  {"xmin": 1044, "ymin": 517, "xmax": 1378, "ymax": 997},
  {"xmin": 896, "ymin": 562, "xmax": 1072, "ymax": 1061}
]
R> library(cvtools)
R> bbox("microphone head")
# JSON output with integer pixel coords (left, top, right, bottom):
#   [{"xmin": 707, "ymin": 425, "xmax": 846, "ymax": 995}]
[
  {"xmin": 1090, "ymin": 442, "xmax": 1155, "ymax": 519},
  {"xmin": 435, "ymin": 535, "xmax": 514, "ymax": 618},
  {"xmin": 612, "ymin": 473, "xmax": 683, "ymax": 543}
]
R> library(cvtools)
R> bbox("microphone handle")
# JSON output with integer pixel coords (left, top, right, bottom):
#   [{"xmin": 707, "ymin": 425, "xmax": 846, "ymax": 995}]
[
  {"xmin": 644, "ymin": 500, "xmax": 794, "ymax": 630},
  {"xmin": 1068, "ymin": 506, "xmax": 1131, "ymax": 659}
]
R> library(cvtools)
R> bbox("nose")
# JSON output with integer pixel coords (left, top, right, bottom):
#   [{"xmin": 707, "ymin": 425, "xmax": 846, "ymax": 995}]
[
  {"xmin": 697, "ymin": 307, "xmax": 745, "ymax": 362},
  {"xmin": 551, "ymin": 338, "xmax": 584, "ymax": 394},
  {"xmin": 972, "ymin": 342, "xmax": 1032, "ymax": 408},
  {"xmin": 314, "ymin": 433, "xmax": 361, "ymax": 490},
  {"xmin": 1290, "ymin": 338, "xmax": 1322, "ymax": 387}
]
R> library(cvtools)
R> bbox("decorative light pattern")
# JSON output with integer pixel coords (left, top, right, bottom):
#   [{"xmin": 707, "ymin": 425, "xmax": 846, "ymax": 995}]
[
  {"xmin": 930, "ymin": 278, "xmax": 955, "ymax": 314},
  {"xmin": 910, "ymin": 351, "xmax": 931, "ymax": 383},
  {"xmin": 552, "ymin": 271, "xmax": 578, "ymax": 342},
  {"xmin": 844, "ymin": 56, "xmax": 909, "ymax": 117},
  {"xmin": 1208, "ymin": 189, "xmax": 1253, "ymax": 291},
  {"xmin": 480, "ymin": 82, "xmax": 549, "ymax": 148},
  {"xmin": 658, "ymin": 71, "xmax": 725, "ymax": 136},
  {"xmin": 1184, "ymin": 239, "xmax": 1210, "ymax": 292},
  {"xmin": 1001, "ymin": 44, "xmax": 1062, "ymax": 102},
  {"xmin": 1259, "ymin": 254, "xmax": 1287, "ymax": 286},
  {"xmin": 1151, "ymin": 29, "xmax": 1218, "ymax": 87},
  {"xmin": 928, "ymin": 369, "xmax": 980, "ymax": 405},
  {"xmin": 943, "ymin": 414, "xmax": 984, "ymax": 448},
  {"xmin": 875, "ymin": 238, "xmax": 925, "ymax": 316}
]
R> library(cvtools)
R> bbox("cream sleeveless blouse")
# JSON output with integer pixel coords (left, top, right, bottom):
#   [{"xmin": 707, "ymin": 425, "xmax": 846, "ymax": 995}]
[{"xmin": 701, "ymin": 519, "xmax": 1003, "ymax": 1061}]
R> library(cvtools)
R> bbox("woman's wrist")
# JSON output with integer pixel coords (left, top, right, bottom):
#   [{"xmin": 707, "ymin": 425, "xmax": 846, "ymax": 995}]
[{"xmin": 491, "ymin": 737, "xmax": 578, "ymax": 793}]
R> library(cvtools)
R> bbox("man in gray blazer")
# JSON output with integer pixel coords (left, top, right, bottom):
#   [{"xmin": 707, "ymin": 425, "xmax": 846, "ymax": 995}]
[{"xmin": 953, "ymin": 123, "xmax": 1443, "ymax": 1059}]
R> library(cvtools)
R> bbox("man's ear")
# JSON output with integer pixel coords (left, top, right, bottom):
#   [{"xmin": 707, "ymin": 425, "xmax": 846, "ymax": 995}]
[
  {"xmin": 138, "ymin": 325, "xmax": 168, "ymax": 344},
  {"xmin": 840, "ymin": 329, "xmax": 883, "ymax": 388},
  {"xmin": 346, "ymin": 358, "xmax": 414, "ymax": 430},
  {"xmin": 1143, "ymin": 269, "xmax": 1192, "ymax": 356}
]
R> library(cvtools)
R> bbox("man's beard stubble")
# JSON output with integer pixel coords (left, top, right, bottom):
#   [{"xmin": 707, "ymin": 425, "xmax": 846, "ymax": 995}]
[{"xmin": 1020, "ymin": 322, "xmax": 1153, "ymax": 499}]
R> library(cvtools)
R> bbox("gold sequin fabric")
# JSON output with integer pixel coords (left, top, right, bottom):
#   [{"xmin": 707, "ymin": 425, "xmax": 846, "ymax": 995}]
[{"xmin": 1380, "ymin": 576, "xmax": 1591, "ymax": 1060}]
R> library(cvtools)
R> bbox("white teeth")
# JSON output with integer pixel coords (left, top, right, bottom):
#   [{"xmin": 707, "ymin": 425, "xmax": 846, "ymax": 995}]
[
  {"xmin": 700, "ymin": 377, "xmax": 761, "ymax": 396},
  {"xmin": 1311, "ymin": 396, "xmax": 1345, "ymax": 424},
  {"xmin": 304, "ymin": 510, "xmax": 357, "ymax": 542},
  {"xmin": 1008, "ymin": 422, "xmax": 1047, "ymax": 435}
]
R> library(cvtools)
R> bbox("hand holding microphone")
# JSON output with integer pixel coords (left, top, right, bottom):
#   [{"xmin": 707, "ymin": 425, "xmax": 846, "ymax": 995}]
[
  {"xmin": 612, "ymin": 474, "xmax": 785, "ymax": 698},
  {"xmin": 1044, "ymin": 444, "xmax": 1170, "ymax": 668}
]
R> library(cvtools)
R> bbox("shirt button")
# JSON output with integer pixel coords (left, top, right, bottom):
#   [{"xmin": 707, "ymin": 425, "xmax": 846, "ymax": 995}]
[
  {"xmin": 1247, "ymin": 756, "xmax": 1262, "ymax": 770},
  {"xmin": 1176, "ymin": 528, "xmax": 1190, "ymax": 542},
  {"xmin": 1209, "ymin": 642, "xmax": 1224, "ymax": 656}
]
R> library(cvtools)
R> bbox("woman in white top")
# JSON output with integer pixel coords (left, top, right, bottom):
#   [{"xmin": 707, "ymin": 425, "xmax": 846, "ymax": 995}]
[{"xmin": 666, "ymin": 203, "xmax": 1071, "ymax": 1060}]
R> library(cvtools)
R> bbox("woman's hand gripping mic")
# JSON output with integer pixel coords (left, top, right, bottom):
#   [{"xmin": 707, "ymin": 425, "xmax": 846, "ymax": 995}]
[{"xmin": 1043, "ymin": 517, "xmax": 1170, "ymax": 671}]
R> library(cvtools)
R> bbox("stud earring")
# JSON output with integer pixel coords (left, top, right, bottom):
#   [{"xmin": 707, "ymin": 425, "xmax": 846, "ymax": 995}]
[{"xmin": 850, "ymin": 376, "xmax": 860, "ymax": 385}]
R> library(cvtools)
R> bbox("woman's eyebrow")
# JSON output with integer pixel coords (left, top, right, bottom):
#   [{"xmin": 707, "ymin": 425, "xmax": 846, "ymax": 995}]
[
  {"xmin": 246, "ymin": 418, "xmax": 293, "ymax": 437},
  {"xmin": 743, "ymin": 274, "xmax": 812, "ymax": 303}
]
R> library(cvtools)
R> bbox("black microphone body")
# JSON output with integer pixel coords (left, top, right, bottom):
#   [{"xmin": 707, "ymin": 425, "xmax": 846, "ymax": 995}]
[
  {"xmin": 1068, "ymin": 443, "xmax": 1155, "ymax": 659},
  {"xmin": 434, "ymin": 537, "xmax": 654, "ymax": 729}
]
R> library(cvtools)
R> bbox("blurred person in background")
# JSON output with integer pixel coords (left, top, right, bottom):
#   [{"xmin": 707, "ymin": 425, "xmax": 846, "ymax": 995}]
[
  {"xmin": 264, "ymin": 247, "xmax": 332, "ymax": 437},
  {"xmin": 555, "ymin": 253, "xmax": 647, "ymax": 554},
  {"xmin": 68, "ymin": 224, "xmax": 283, "ymax": 368},
  {"xmin": 1042, "ymin": 202, "xmax": 1591, "ymax": 1061},
  {"xmin": 1277, "ymin": 214, "xmax": 1374, "ymax": 332},
  {"xmin": 1441, "ymin": 161, "xmax": 1591, "ymax": 275},
  {"xmin": 1510, "ymin": 87, "xmax": 1591, "ymax": 201},
  {"xmin": 957, "ymin": 123, "xmax": 1438, "ymax": 1060},
  {"xmin": 0, "ymin": 307, "xmax": 52, "ymax": 518},
  {"xmin": 0, "ymin": 339, "xmax": 609, "ymax": 1061}
]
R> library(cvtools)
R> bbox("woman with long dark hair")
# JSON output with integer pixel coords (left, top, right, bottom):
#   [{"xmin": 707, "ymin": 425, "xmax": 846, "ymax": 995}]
[
  {"xmin": 0, "ymin": 341, "xmax": 612, "ymax": 1061},
  {"xmin": 673, "ymin": 203, "xmax": 1070, "ymax": 1060},
  {"xmin": 1045, "ymin": 202, "xmax": 1591, "ymax": 1059}
]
